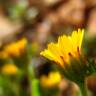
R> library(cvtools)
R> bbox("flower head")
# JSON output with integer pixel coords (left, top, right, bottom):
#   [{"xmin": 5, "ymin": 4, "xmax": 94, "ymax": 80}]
[
  {"xmin": 1, "ymin": 64, "xmax": 18, "ymax": 75},
  {"xmin": 40, "ymin": 71, "xmax": 61, "ymax": 88},
  {"xmin": 40, "ymin": 29, "xmax": 84, "ymax": 67},
  {"xmin": 4, "ymin": 38, "xmax": 27, "ymax": 57}
]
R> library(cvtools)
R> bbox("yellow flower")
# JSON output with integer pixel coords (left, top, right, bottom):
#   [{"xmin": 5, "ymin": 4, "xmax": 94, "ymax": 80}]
[
  {"xmin": 1, "ymin": 64, "xmax": 18, "ymax": 75},
  {"xmin": 40, "ymin": 71, "xmax": 61, "ymax": 88},
  {"xmin": 4, "ymin": 38, "xmax": 27, "ymax": 57},
  {"xmin": 40, "ymin": 29, "xmax": 84, "ymax": 67},
  {"xmin": 0, "ymin": 51, "xmax": 8, "ymax": 59}
]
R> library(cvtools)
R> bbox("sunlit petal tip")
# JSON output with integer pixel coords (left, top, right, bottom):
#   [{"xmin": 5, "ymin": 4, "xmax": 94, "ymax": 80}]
[
  {"xmin": 78, "ymin": 28, "xmax": 84, "ymax": 33},
  {"xmin": 40, "ymin": 51, "xmax": 44, "ymax": 55},
  {"xmin": 40, "ymin": 51, "xmax": 43, "ymax": 55},
  {"xmin": 40, "ymin": 50, "xmax": 46, "ymax": 56},
  {"xmin": 78, "ymin": 28, "xmax": 81, "ymax": 32},
  {"xmin": 81, "ymin": 29, "xmax": 84, "ymax": 34}
]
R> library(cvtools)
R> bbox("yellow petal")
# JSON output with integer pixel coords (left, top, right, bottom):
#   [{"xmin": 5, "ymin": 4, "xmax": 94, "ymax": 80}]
[
  {"xmin": 40, "ymin": 29, "xmax": 84, "ymax": 67},
  {"xmin": 40, "ymin": 43, "xmax": 64, "ymax": 66},
  {"xmin": 78, "ymin": 29, "xmax": 84, "ymax": 49}
]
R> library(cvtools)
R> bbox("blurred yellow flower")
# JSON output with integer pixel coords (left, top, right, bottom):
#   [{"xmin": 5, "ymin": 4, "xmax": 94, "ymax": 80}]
[
  {"xmin": 40, "ymin": 29, "xmax": 84, "ymax": 67},
  {"xmin": 0, "ymin": 51, "xmax": 8, "ymax": 59},
  {"xmin": 40, "ymin": 71, "xmax": 61, "ymax": 88},
  {"xmin": 1, "ymin": 64, "xmax": 18, "ymax": 75},
  {"xmin": 4, "ymin": 38, "xmax": 27, "ymax": 57}
]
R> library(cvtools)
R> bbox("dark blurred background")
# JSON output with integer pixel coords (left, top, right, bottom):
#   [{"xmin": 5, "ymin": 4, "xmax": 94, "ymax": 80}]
[{"xmin": 1, "ymin": 0, "xmax": 96, "ymax": 96}]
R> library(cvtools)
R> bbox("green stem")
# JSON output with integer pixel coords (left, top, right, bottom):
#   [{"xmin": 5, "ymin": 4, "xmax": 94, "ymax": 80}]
[
  {"xmin": 27, "ymin": 46, "xmax": 40, "ymax": 96},
  {"xmin": 31, "ymin": 79, "xmax": 40, "ymax": 96},
  {"xmin": 78, "ymin": 82, "xmax": 88, "ymax": 96},
  {"xmin": 28, "ymin": 60, "xmax": 40, "ymax": 96}
]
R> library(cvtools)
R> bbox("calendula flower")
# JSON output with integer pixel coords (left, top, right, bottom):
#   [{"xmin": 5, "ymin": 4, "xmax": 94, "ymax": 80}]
[
  {"xmin": 40, "ymin": 71, "xmax": 61, "ymax": 88},
  {"xmin": 1, "ymin": 64, "xmax": 18, "ymax": 75},
  {"xmin": 4, "ymin": 38, "xmax": 27, "ymax": 57},
  {"xmin": 40, "ymin": 29, "xmax": 84, "ymax": 67}
]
